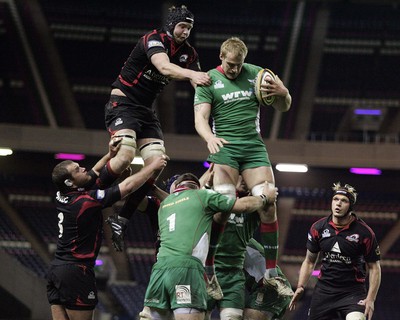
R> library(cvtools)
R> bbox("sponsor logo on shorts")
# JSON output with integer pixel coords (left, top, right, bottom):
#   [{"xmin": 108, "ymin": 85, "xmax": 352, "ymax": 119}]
[
  {"xmin": 148, "ymin": 40, "xmax": 164, "ymax": 49},
  {"xmin": 96, "ymin": 190, "xmax": 105, "ymax": 199},
  {"xmin": 179, "ymin": 54, "xmax": 189, "ymax": 63},
  {"xmin": 255, "ymin": 292, "xmax": 264, "ymax": 305},
  {"xmin": 88, "ymin": 291, "xmax": 96, "ymax": 300},
  {"xmin": 175, "ymin": 285, "xmax": 191, "ymax": 304},
  {"xmin": 115, "ymin": 118, "xmax": 123, "ymax": 126}
]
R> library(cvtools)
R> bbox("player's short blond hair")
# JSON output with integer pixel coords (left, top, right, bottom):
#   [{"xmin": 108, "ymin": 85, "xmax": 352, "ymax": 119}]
[{"xmin": 220, "ymin": 37, "xmax": 248, "ymax": 59}]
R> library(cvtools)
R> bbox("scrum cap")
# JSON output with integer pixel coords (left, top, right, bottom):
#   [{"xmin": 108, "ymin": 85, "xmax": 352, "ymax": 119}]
[
  {"xmin": 163, "ymin": 174, "xmax": 180, "ymax": 193},
  {"xmin": 165, "ymin": 5, "xmax": 194, "ymax": 34},
  {"xmin": 332, "ymin": 182, "xmax": 357, "ymax": 206},
  {"xmin": 175, "ymin": 173, "xmax": 200, "ymax": 189}
]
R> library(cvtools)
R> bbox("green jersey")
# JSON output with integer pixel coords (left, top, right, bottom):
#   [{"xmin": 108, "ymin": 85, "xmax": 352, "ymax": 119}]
[
  {"xmin": 215, "ymin": 211, "xmax": 260, "ymax": 270},
  {"xmin": 157, "ymin": 188, "xmax": 236, "ymax": 264},
  {"xmin": 194, "ymin": 63, "xmax": 263, "ymax": 141}
]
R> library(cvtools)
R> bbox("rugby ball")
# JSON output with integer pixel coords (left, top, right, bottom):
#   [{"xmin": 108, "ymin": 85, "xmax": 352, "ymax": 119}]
[{"xmin": 254, "ymin": 68, "xmax": 276, "ymax": 106}]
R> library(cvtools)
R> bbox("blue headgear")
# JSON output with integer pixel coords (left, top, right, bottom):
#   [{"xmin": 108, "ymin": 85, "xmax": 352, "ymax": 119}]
[{"xmin": 163, "ymin": 174, "xmax": 180, "ymax": 193}]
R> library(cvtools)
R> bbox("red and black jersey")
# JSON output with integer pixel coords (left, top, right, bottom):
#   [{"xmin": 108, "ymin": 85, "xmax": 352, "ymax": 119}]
[
  {"xmin": 111, "ymin": 28, "xmax": 201, "ymax": 107},
  {"xmin": 307, "ymin": 213, "xmax": 380, "ymax": 290},
  {"xmin": 52, "ymin": 186, "xmax": 121, "ymax": 267}
]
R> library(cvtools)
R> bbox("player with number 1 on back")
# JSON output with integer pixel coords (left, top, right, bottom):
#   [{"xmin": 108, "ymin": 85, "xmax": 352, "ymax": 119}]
[{"xmin": 194, "ymin": 37, "xmax": 292, "ymax": 300}]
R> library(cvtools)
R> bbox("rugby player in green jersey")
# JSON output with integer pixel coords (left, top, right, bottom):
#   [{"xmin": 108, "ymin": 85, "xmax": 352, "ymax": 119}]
[
  {"xmin": 194, "ymin": 37, "xmax": 292, "ymax": 299},
  {"xmin": 206, "ymin": 176, "xmax": 293, "ymax": 320},
  {"xmin": 143, "ymin": 173, "xmax": 277, "ymax": 320}
]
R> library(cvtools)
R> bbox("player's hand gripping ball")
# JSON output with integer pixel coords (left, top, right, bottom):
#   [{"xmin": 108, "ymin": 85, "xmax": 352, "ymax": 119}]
[{"xmin": 254, "ymin": 68, "xmax": 276, "ymax": 107}]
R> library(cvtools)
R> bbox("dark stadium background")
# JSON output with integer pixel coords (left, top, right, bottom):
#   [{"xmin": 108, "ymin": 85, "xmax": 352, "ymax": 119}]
[{"xmin": 0, "ymin": 0, "xmax": 399, "ymax": 319}]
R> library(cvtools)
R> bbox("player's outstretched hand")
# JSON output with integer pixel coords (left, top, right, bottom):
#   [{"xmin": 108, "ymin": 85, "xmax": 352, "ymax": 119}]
[
  {"xmin": 150, "ymin": 154, "xmax": 169, "ymax": 171},
  {"xmin": 191, "ymin": 71, "xmax": 212, "ymax": 86},
  {"xmin": 289, "ymin": 287, "xmax": 304, "ymax": 311}
]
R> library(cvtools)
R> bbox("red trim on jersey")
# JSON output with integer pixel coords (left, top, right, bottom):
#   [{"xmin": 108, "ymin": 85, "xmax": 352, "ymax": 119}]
[{"xmin": 216, "ymin": 65, "xmax": 225, "ymax": 74}]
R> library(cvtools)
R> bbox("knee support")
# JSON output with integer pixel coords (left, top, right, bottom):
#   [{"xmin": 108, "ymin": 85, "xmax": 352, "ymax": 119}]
[
  {"xmin": 139, "ymin": 141, "xmax": 165, "ymax": 160},
  {"xmin": 346, "ymin": 311, "xmax": 366, "ymax": 320},
  {"xmin": 113, "ymin": 134, "xmax": 137, "ymax": 149},
  {"xmin": 214, "ymin": 184, "xmax": 236, "ymax": 200},
  {"xmin": 251, "ymin": 183, "xmax": 266, "ymax": 196},
  {"xmin": 220, "ymin": 308, "xmax": 243, "ymax": 320}
]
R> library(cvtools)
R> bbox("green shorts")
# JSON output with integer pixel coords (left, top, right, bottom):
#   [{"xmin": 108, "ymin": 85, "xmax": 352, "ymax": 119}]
[
  {"xmin": 144, "ymin": 256, "xmax": 207, "ymax": 311},
  {"xmin": 245, "ymin": 269, "xmax": 292, "ymax": 319},
  {"xmin": 208, "ymin": 268, "xmax": 246, "ymax": 311},
  {"xmin": 207, "ymin": 138, "xmax": 270, "ymax": 171}
]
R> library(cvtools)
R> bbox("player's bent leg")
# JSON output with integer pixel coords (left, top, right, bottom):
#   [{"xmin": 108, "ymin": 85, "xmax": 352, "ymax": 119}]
[
  {"xmin": 65, "ymin": 309, "xmax": 94, "ymax": 320},
  {"xmin": 346, "ymin": 311, "xmax": 366, "ymax": 320},
  {"xmin": 139, "ymin": 306, "xmax": 152, "ymax": 320},
  {"xmin": 109, "ymin": 129, "xmax": 137, "ymax": 175},
  {"xmin": 243, "ymin": 308, "xmax": 273, "ymax": 320},
  {"xmin": 174, "ymin": 308, "xmax": 204, "ymax": 320},
  {"xmin": 220, "ymin": 308, "xmax": 243, "ymax": 320},
  {"xmin": 139, "ymin": 139, "xmax": 166, "ymax": 161},
  {"xmin": 50, "ymin": 305, "xmax": 69, "ymax": 320},
  {"xmin": 214, "ymin": 184, "xmax": 236, "ymax": 200},
  {"xmin": 204, "ymin": 311, "xmax": 212, "ymax": 320}
]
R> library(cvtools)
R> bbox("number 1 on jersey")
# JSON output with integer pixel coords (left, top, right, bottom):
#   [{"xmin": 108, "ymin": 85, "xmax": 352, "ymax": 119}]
[{"xmin": 167, "ymin": 213, "xmax": 176, "ymax": 232}]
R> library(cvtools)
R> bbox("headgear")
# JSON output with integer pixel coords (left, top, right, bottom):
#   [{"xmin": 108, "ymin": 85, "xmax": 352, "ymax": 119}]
[
  {"xmin": 175, "ymin": 173, "xmax": 200, "ymax": 189},
  {"xmin": 165, "ymin": 5, "xmax": 194, "ymax": 34},
  {"xmin": 163, "ymin": 174, "xmax": 180, "ymax": 193},
  {"xmin": 332, "ymin": 182, "xmax": 357, "ymax": 207}
]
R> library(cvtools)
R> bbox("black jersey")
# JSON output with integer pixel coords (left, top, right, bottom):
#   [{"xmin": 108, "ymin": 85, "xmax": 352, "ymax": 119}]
[
  {"xmin": 307, "ymin": 213, "xmax": 380, "ymax": 290},
  {"xmin": 111, "ymin": 28, "xmax": 201, "ymax": 107},
  {"xmin": 52, "ymin": 186, "xmax": 121, "ymax": 266}
]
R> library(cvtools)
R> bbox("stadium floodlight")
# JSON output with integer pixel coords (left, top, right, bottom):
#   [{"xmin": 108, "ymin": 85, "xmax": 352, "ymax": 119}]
[
  {"xmin": 275, "ymin": 163, "xmax": 308, "ymax": 173},
  {"xmin": 0, "ymin": 148, "xmax": 13, "ymax": 156},
  {"xmin": 350, "ymin": 167, "xmax": 381, "ymax": 175}
]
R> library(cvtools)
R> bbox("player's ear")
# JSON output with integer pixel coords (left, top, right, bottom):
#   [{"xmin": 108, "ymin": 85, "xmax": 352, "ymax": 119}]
[{"xmin": 64, "ymin": 179, "xmax": 73, "ymax": 187}]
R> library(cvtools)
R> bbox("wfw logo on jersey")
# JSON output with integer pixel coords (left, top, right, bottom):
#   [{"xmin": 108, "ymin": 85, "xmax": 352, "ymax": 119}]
[
  {"xmin": 222, "ymin": 90, "xmax": 252, "ymax": 101},
  {"xmin": 115, "ymin": 118, "xmax": 123, "ymax": 126},
  {"xmin": 175, "ymin": 285, "xmax": 191, "ymax": 304},
  {"xmin": 88, "ymin": 291, "xmax": 96, "ymax": 300},
  {"xmin": 179, "ymin": 54, "xmax": 189, "ymax": 63},
  {"xmin": 214, "ymin": 80, "xmax": 224, "ymax": 89}
]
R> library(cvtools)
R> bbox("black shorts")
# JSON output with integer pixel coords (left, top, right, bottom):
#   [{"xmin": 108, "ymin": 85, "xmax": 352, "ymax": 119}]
[
  {"xmin": 105, "ymin": 95, "xmax": 163, "ymax": 140},
  {"xmin": 308, "ymin": 284, "xmax": 366, "ymax": 320},
  {"xmin": 46, "ymin": 263, "xmax": 98, "ymax": 311}
]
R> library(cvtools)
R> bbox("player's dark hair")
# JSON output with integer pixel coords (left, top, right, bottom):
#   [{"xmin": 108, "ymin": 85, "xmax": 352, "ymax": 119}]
[{"xmin": 52, "ymin": 160, "xmax": 74, "ymax": 193}]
